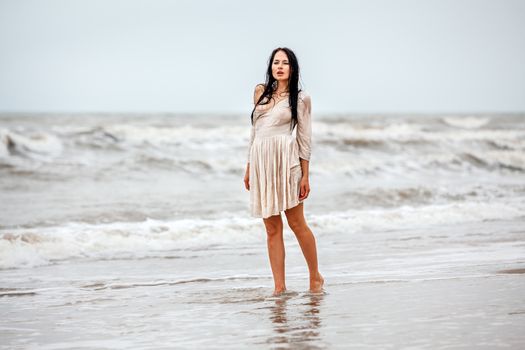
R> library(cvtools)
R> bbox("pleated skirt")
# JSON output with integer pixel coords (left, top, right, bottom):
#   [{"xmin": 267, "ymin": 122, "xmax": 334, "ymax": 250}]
[{"xmin": 249, "ymin": 134, "xmax": 303, "ymax": 219}]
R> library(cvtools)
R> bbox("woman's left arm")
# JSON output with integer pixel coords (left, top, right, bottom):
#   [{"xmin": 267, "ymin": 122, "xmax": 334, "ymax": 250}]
[{"xmin": 297, "ymin": 93, "xmax": 312, "ymax": 200}]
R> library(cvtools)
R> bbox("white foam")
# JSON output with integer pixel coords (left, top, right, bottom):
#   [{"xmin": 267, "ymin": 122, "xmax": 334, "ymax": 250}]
[
  {"xmin": 480, "ymin": 150, "xmax": 525, "ymax": 171},
  {"xmin": 0, "ymin": 128, "xmax": 63, "ymax": 160},
  {"xmin": 0, "ymin": 129, "xmax": 9, "ymax": 158},
  {"xmin": 103, "ymin": 124, "xmax": 249, "ymax": 148},
  {"xmin": 314, "ymin": 119, "xmax": 522, "ymax": 145},
  {"xmin": 0, "ymin": 216, "xmax": 264, "ymax": 270},
  {"xmin": 1, "ymin": 201, "xmax": 524, "ymax": 270},
  {"xmin": 442, "ymin": 116, "xmax": 491, "ymax": 129},
  {"xmin": 3, "ymin": 116, "xmax": 525, "ymax": 178},
  {"xmin": 310, "ymin": 201, "xmax": 525, "ymax": 234}
]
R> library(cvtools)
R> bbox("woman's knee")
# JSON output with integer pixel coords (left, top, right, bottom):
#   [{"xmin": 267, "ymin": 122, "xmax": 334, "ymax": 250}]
[
  {"xmin": 265, "ymin": 224, "xmax": 282, "ymax": 238},
  {"xmin": 287, "ymin": 218, "xmax": 306, "ymax": 233},
  {"xmin": 264, "ymin": 217, "xmax": 283, "ymax": 237}
]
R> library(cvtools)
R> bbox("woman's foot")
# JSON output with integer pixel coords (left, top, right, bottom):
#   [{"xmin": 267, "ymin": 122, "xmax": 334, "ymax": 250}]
[
  {"xmin": 272, "ymin": 286, "xmax": 287, "ymax": 296},
  {"xmin": 309, "ymin": 273, "xmax": 324, "ymax": 293}
]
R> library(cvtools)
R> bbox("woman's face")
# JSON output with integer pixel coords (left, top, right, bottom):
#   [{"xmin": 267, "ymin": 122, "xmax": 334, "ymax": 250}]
[{"xmin": 272, "ymin": 50, "xmax": 290, "ymax": 84}]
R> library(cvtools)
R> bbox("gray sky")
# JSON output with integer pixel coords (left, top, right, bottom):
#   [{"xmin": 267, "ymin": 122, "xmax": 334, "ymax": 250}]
[{"xmin": 0, "ymin": 0, "xmax": 524, "ymax": 114}]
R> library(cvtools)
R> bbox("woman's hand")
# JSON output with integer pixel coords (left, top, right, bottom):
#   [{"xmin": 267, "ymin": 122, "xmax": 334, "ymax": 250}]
[
  {"xmin": 244, "ymin": 165, "xmax": 250, "ymax": 191},
  {"xmin": 299, "ymin": 176, "xmax": 310, "ymax": 200}
]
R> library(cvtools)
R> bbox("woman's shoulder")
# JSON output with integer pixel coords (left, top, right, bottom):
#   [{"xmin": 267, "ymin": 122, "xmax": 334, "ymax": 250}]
[
  {"xmin": 254, "ymin": 83, "xmax": 266, "ymax": 93},
  {"xmin": 298, "ymin": 90, "xmax": 311, "ymax": 104},
  {"xmin": 253, "ymin": 83, "xmax": 266, "ymax": 104}
]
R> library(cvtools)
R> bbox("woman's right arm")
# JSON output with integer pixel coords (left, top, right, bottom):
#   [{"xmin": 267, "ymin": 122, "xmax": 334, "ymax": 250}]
[
  {"xmin": 244, "ymin": 84, "xmax": 265, "ymax": 191},
  {"xmin": 246, "ymin": 84, "xmax": 265, "ymax": 164}
]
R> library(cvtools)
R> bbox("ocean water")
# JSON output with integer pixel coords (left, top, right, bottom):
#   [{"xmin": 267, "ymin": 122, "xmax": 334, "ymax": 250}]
[{"xmin": 1, "ymin": 112, "xmax": 524, "ymax": 349}]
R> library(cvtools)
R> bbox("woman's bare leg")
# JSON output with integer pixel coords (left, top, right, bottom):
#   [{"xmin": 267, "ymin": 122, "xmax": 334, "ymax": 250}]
[
  {"xmin": 284, "ymin": 203, "xmax": 324, "ymax": 293},
  {"xmin": 263, "ymin": 213, "xmax": 286, "ymax": 295}
]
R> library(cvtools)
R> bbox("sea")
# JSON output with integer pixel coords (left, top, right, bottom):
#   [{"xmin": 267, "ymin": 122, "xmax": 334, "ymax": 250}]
[{"xmin": 1, "ymin": 112, "xmax": 524, "ymax": 349}]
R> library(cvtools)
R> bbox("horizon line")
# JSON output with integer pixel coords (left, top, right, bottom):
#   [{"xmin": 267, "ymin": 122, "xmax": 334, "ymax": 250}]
[{"xmin": 1, "ymin": 110, "xmax": 524, "ymax": 116}]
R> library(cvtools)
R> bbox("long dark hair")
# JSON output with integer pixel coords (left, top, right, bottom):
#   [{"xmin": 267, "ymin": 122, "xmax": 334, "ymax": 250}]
[{"xmin": 250, "ymin": 47, "xmax": 302, "ymax": 129}]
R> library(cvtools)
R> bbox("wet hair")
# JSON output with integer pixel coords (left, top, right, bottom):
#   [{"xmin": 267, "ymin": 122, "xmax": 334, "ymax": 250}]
[{"xmin": 250, "ymin": 47, "xmax": 302, "ymax": 129}]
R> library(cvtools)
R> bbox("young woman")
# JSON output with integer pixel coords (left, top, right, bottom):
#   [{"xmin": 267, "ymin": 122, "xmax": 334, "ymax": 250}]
[{"xmin": 244, "ymin": 47, "xmax": 324, "ymax": 295}]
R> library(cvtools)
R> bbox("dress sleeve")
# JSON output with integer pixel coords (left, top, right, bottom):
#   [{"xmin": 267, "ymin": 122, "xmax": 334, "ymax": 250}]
[
  {"xmin": 247, "ymin": 123, "xmax": 255, "ymax": 163},
  {"xmin": 248, "ymin": 84, "xmax": 265, "ymax": 163},
  {"xmin": 297, "ymin": 93, "xmax": 312, "ymax": 161}
]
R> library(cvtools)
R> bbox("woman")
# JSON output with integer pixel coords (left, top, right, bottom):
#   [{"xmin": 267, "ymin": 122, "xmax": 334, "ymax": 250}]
[{"xmin": 244, "ymin": 47, "xmax": 324, "ymax": 295}]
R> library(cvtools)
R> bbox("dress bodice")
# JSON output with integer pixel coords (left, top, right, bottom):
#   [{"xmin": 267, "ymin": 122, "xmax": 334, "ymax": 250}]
[
  {"xmin": 247, "ymin": 90, "xmax": 312, "ymax": 163},
  {"xmin": 253, "ymin": 97, "xmax": 293, "ymax": 138}
]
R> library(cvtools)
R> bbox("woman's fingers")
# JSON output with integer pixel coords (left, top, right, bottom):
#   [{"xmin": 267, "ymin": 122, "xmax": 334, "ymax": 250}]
[{"xmin": 299, "ymin": 183, "xmax": 310, "ymax": 200}]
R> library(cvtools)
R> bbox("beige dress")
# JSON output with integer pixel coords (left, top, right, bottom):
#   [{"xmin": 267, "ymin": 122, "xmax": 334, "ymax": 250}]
[{"xmin": 247, "ymin": 90, "xmax": 312, "ymax": 219}]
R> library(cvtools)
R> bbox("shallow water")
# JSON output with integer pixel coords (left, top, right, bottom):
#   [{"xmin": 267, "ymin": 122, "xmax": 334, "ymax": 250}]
[{"xmin": 1, "ymin": 219, "xmax": 524, "ymax": 349}]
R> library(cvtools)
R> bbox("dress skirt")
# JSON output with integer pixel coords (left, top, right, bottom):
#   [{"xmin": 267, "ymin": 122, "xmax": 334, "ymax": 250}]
[{"xmin": 249, "ymin": 133, "xmax": 303, "ymax": 219}]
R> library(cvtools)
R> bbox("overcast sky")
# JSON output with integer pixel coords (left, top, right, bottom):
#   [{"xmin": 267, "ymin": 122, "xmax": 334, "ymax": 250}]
[{"xmin": 0, "ymin": 0, "xmax": 524, "ymax": 114}]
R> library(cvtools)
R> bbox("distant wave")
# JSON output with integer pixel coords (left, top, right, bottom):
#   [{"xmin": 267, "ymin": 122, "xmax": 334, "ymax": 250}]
[
  {"xmin": 1, "ymin": 116, "xmax": 524, "ymax": 176},
  {"xmin": 460, "ymin": 150, "xmax": 525, "ymax": 172},
  {"xmin": 60, "ymin": 124, "xmax": 249, "ymax": 148},
  {"xmin": 442, "ymin": 116, "xmax": 491, "ymax": 129},
  {"xmin": 337, "ymin": 184, "xmax": 524, "ymax": 208},
  {"xmin": 5, "ymin": 119, "xmax": 523, "ymax": 153},
  {"xmin": 0, "ymin": 128, "xmax": 63, "ymax": 160},
  {"xmin": 315, "ymin": 121, "xmax": 523, "ymax": 147}
]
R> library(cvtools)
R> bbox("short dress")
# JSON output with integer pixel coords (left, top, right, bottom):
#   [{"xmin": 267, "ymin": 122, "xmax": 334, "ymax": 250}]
[{"xmin": 247, "ymin": 90, "xmax": 312, "ymax": 219}]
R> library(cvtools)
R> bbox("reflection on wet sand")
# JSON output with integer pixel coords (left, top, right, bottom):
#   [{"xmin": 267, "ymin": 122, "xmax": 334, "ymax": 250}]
[{"xmin": 267, "ymin": 292, "xmax": 326, "ymax": 349}]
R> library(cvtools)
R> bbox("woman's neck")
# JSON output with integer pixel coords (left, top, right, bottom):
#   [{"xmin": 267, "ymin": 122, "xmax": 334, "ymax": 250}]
[{"xmin": 275, "ymin": 81, "xmax": 289, "ymax": 96}]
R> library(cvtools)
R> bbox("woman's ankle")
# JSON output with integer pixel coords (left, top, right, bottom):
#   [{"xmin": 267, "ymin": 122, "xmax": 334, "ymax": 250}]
[
  {"xmin": 309, "ymin": 271, "xmax": 322, "ymax": 281},
  {"xmin": 273, "ymin": 284, "xmax": 286, "ymax": 293}
]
